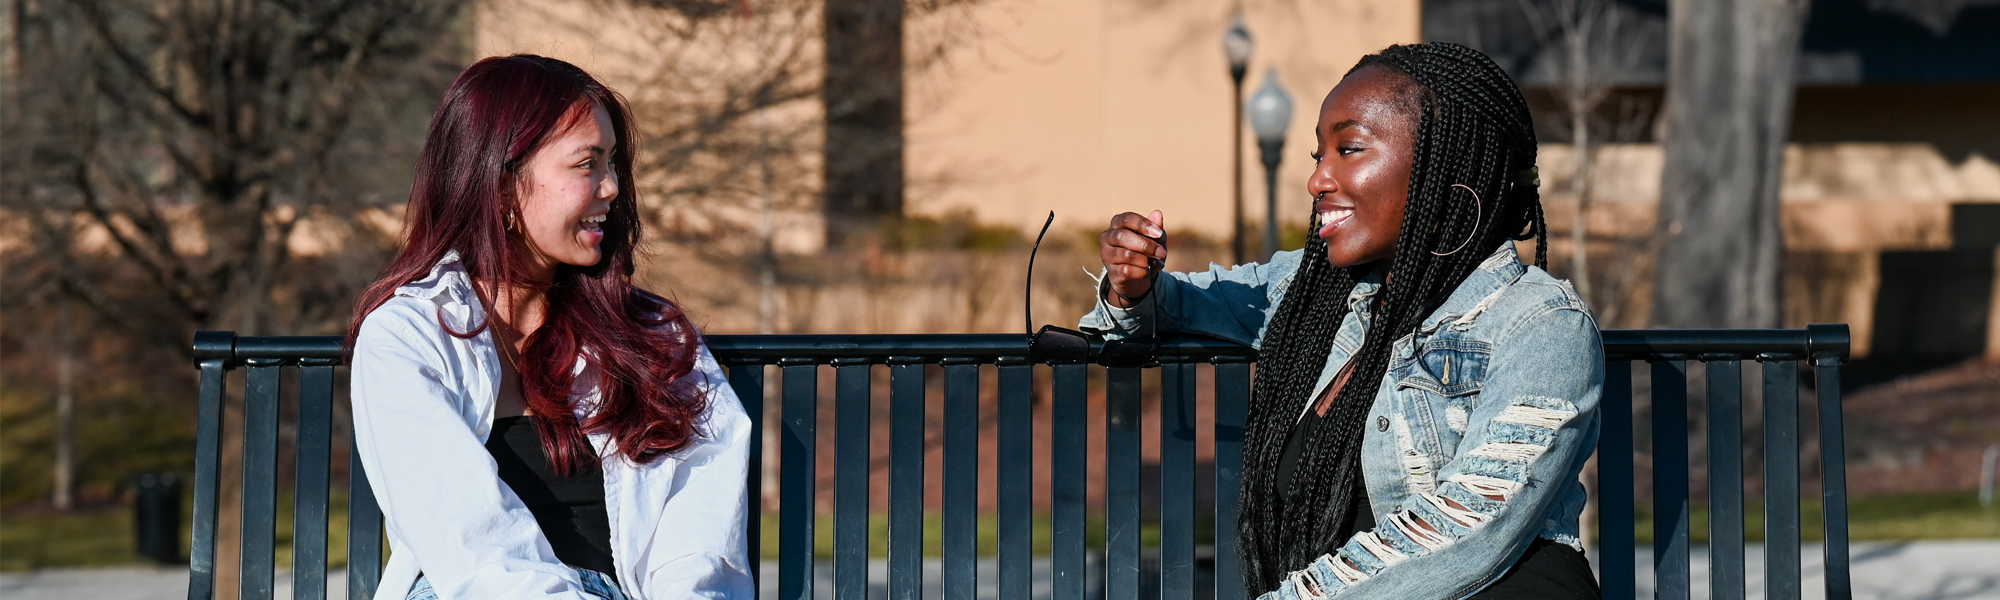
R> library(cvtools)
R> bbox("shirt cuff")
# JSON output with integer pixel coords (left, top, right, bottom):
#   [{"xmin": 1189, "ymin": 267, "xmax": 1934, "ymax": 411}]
[{"xmin": 1079, "ymin": 268, "xmax": 1160, "ymax": 339}]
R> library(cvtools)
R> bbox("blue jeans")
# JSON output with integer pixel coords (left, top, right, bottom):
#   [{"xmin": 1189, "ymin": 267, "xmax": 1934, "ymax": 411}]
[{"xmin": 405, "ymin": 568, "xmax": 627, "ymax": 600}]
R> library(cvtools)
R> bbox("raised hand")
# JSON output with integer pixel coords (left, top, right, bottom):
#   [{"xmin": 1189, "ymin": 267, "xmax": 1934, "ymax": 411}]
[{"xmin": 1098, "ymin": 210, "xmax": 1167, "ymax": 308}]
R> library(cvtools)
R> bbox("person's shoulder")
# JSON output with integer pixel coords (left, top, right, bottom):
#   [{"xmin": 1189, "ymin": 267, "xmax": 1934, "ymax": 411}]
[
  {"xmin": 1486, "ymin": 265, "xmax": 1600, "ymax": 345},
  {"xmin": 359, "ymin": 251, "xmax": 478, "ymax": 341},
  {"xmin": 357, "ymin": 295, "xmax": 443, "ymax": 341},
  {"xmin": 1510, "ymin": 267, "xmax": 1590, "ymax": 314}
]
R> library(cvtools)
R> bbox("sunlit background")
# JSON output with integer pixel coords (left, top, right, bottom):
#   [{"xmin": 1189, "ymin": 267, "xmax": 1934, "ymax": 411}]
[{"xmin": 3, "ymin": 0, "xmax": 1997, "ymax": 598}]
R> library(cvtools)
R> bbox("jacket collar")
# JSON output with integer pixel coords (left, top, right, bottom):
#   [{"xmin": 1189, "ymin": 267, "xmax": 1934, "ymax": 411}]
[
  {"xmin": 1339, "ymin": 242, "xmax": 1528, "ymax": 330},
  {"xmin": 1420, "ymin": 242, "xmax": 1527, "ymax": 331}
]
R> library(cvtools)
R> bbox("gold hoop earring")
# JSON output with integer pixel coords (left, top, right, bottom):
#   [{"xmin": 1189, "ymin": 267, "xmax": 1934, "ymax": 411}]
[{"xmin": 1431, "ymin": 184, "xmax": 1482, "ymax": 257}]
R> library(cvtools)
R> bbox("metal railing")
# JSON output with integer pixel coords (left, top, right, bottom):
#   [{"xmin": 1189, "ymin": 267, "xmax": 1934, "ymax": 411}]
[{"xmin": 184, "ymin": 325, "xmax": 1852, "ymax": 600}]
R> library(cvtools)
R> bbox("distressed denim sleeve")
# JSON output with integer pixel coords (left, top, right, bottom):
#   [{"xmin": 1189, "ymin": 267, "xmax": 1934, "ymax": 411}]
[
  {"xmin": 1260, "ymin": 305, "xmax": 1604, "ymax": 600},
  {"xmin": 1077, "ymin": 249, "xmax": 1305, "ymax": 349}
]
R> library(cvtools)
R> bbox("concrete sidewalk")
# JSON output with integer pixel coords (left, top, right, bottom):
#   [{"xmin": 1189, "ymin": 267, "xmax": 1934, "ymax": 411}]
[
  {"xmin": 3, "ymin": 540, "xmax": 1994, "ymax": 600},
  {"xmin": 1628, "ymin": 540, "xmax": 2000, "ymax": 600},
  {"xmin": 0, "ymin": 566, "xmax": 345, "ymax": 600}
]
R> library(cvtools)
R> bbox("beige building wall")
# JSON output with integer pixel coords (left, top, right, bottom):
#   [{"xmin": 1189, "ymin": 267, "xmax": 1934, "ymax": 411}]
[
  {"xmin": 468, "ymin": 0, "xmax": 1423, "ymax": 244},
  {"xmin": 472, "ymin": 0, "xmax": 661, "ymax": 96},
  {"xmin": 907, "ymin": 0, "xmax": 1423, "ymax": 239},
  {"xmin": 1536, "ymin": 141, "xmax": 2000, "ymax": 356},
  {"xmin": 463, "ymin": 1, "xmax": 2000, "ymax": 354}
]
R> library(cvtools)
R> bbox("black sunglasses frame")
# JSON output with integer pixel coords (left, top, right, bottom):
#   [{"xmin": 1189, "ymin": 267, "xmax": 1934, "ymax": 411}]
[{"xmin": 1024, "ymin": 212, "xmax": 1161, "ymax": 368}]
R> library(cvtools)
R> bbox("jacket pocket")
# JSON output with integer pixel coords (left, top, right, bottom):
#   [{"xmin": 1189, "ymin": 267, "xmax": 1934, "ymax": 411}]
[
  {"xmin": 1393, "ymin": 337, "xmax": 1491, "ymax": 398},
  {"xmin": 1390, "ymin": 337, "xmax": 1494, "ymax": 487}
]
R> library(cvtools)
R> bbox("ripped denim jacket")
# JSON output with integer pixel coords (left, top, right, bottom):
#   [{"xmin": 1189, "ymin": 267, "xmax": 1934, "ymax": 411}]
[{"xmin": 1080, "ymin": 242, "xmax": 1602, "ymax": 600}]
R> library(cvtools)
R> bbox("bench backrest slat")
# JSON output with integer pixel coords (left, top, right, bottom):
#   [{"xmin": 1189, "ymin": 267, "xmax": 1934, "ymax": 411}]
[
  {"xmin": 996, "ymin": 362, "xmax": 1036, "ymax": 600},
  {"xmin": 1598, "ymin": 359, "xmax": 1639, "ymax": 598},
  {"xmin": 776, "ymin": 362, "xmax": 816, "ymax": 600},
  {"xmin": 186, "ymin": 328, "xmax": 1853, "ymax": 600},
  {"xmin": 887, "ymin": 361, "xmax": 926, "ymax": 600},
  {"xmin": 1158, "ymin": 361, "xmax": 1198, "ymax": 599},
  {"xmin": 832, "ymin": 362, "xmax": 872, "ymax": 599},
  {"xmin": 1103, "ymin": 366, "xmax": 1143, "ymax": 600},
  {"xmin": 1765, "ymin": 360, "xmax": 1804, "ymax": 600},
  {"xmin": 1211, "ymin": 359, "xmax": 1252, "ymax": 600},
  {"xmin": 726, "ymin": 362, "xmax": 767, "ymax": 589},
  {"xmin": 942, "ymin": 362, "xmax": 982, "ymax": 599},
  {"xmin": 347, "ymin": 426, "xmax": 383, "ymax": 600},
  {"xmin": 188, "ymin": 356, "xmax": 228, "ymax": 600},
  {"xmin": 1706, "ymin": 360, "xmax": 1748, "ymax": 600},
  {"xmin": 240, "ymin": 362, "xmax": 283, "ymax": 599},
  {"xmin": 1652, "ymin": 360, "xmax": 1694, "ymax": 600},
  {"xmin": 1815, "ymin": 356, "xmax": 1853, "ymax": 600},
  {"xmin": 292, "ymin": 360, "xmax": 336, "ymax": 600}
]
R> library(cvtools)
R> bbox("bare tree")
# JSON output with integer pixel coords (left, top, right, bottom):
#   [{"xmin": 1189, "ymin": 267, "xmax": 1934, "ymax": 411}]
[
  {"xmin": 599, "ymin": 0, "xmax": 993, "ymax": 333},
  {"xmin": 558, "ymin": 0, "xmax": 992, "ymax": 506},
  {"xmin": 4, "ymin": 0, "xmax": 467, "ymax": 589},
  {"xmin": 6, "ymin": 0, "xmax": 469, "ymax": 341},
  {"xmin": 1517, "ymin": 0, "xmax": 1653, "ymax": 303},
  {"xmin": 1652, "ymin": 0, "xmax": 1808, "ymax": 329}
]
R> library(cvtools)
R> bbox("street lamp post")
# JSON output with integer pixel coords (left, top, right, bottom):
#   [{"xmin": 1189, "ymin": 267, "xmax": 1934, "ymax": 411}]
[
  {"xmin": 1223, "ymin": 16, "xmax": 1253, "ymax": 265},
  {"xmin": 1246, "ymin": 68, "xmax": 1294, "ymax": 260}
]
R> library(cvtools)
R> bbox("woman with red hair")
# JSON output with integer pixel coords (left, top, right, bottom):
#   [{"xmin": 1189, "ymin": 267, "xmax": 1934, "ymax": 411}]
[{"xmin": 345, "ymin": 55, "xmax": 751, "ymax": 600}]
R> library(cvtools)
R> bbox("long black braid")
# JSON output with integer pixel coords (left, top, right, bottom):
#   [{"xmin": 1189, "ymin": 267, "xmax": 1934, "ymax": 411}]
[{"xmin": 1237, "ymin": 42, "xmax": 1547, "ymax": 596}]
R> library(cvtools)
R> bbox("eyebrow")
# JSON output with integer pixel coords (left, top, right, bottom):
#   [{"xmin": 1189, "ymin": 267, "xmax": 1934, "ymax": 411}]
[
  {"xmin": 1331, "ymin": 119, "xmax": 1366, "ymax": 133},
  {"xmin": 571, "ymin": 144, "xmax": 609, "ymax": 155}
]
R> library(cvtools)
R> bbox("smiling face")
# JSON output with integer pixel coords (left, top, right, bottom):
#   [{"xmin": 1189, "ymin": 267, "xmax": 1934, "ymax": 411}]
[
  {"xmin": 514, "ymin": 101, "xmax": 619, "ymax": 283},
  {"xmin": 1309, "ymin": 66, "xmax": 1421, "ymax": 269}
]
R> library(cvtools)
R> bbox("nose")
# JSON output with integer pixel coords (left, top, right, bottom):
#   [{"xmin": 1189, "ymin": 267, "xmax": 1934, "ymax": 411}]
[
  {"xmin": 1307, "ymin": 158, "xmax": 1338, "ymax": 200},
  {"xmin": 597, "ymin": 169, "xmax": 619, "ymax": 200}
]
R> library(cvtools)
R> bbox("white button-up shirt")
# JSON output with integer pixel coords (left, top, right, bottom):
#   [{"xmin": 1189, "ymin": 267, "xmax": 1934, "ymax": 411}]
[{"xmin": 349, "ymin": 252, "xmax": 753, "ymax": 599}]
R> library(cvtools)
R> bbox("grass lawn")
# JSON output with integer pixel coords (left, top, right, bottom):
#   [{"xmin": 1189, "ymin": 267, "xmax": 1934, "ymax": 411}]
[
  {"xmin": 6, "ymin": 491, "xmax": 1995, "ymax": 569},
  {"xmin": 1, "ymin": 506, "xmax": 154, "ymax": 570},
  {"xmin": 1, "ymin": 488, "xmax": 355, "ymax": 572},
  {"xmin": 756, "ymin": 512, "xmax": 1197, "ymax": 560},
  {"xmin": 1633, "ymin": 491, "xmax": 2000, "ymax": 543}
]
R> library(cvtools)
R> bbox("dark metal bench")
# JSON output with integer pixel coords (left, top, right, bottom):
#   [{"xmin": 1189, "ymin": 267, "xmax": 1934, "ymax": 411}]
[{"xmin": 185, "ymin": 325, "xmax": 1852, "ymax": 600}]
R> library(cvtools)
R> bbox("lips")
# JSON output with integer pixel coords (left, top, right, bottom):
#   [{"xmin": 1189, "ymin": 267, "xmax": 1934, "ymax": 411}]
[
  {"xmin": 580, "ymin": 213, "xmax": 606, "ymax": 232},
  {"xmin": 1316, "ymin": 206, "xmax": 1354, "ymax": 238}
]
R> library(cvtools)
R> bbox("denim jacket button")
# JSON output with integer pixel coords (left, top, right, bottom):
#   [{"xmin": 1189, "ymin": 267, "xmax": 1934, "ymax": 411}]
[{"xmin": 1377, "ymin": 416, "xmax": 1389, "ymax": 432}]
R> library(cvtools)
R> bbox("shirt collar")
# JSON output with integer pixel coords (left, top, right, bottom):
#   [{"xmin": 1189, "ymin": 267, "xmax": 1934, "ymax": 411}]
[{"xmin": 391, "ymin": 250, "xmax": 470, "ymax": 301}]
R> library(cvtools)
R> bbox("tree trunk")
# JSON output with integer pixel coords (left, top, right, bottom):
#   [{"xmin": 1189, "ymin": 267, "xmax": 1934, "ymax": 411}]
[
  {"xmin": 822, "ymin": 0, "xmax": 904, "ymax": 249},
  {"xmin": 54, "ymin": 299, "xmax": 75, "ymax": 511},
  {"xmin": 1652, "ymin": 0, "xmax": 1808, "ymax": 329},
  {"xmin": 1570, "ymin": 87, "xmax": 1594, "ymax": 303}
]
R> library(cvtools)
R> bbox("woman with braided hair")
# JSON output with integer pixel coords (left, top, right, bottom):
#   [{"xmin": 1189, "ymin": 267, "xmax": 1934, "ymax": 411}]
[{"xmin": 1084, "ymin": 43, "xmax": 1601, "ymax": 599}]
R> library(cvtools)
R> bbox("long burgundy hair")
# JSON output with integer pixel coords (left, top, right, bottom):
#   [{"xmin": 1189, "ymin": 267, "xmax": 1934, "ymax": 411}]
[{"xmin": 346, "ymin": 55, "xmax": 705, "ymax": 473}]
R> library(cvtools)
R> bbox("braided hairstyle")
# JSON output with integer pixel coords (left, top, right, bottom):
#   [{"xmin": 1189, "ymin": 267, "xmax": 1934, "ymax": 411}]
[{"xmin": 1236, "ymin": 42, "xmax": 1546, "ymax": 596}]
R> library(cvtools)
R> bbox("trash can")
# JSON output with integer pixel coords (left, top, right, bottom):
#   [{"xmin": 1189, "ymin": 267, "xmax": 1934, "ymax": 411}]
[{"xmin": 132, "ymin": 472, "xmax": 181, "ymax": 564}]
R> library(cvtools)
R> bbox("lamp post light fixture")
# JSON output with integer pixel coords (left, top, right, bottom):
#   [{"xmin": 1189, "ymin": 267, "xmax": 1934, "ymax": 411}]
[
  {"xmin": 1223, "ymin": 15, "xmax": 1253, "ymax": 265},
  {"xmin": 1246, "ymin": 67, "xmax": 1294, "ymax": 260}
]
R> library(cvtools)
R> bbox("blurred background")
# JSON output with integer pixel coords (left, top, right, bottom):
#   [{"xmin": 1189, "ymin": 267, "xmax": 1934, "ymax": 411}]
[{"xmin": 2, "ymin": 0, "xmax": 1996, "ymax": 597}]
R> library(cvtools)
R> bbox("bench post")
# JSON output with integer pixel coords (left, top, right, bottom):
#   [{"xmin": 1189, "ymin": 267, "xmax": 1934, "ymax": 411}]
[
  {"xmin": 1810, "ymin": 324, "xmax": 1853, "ymax": 600},
  {"xmin": 188, "ymin": 331, "xmax": 235, "ymax": 600}
]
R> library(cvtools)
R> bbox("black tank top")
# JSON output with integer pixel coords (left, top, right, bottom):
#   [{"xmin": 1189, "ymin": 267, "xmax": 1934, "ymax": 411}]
[
  {"xmin": 1275, "ymin": 402, "xmax": 1376, "ymax": 539},
  {"xmin": 484, "ymin": 416, "xmax": 617, "ymax": 577}
]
